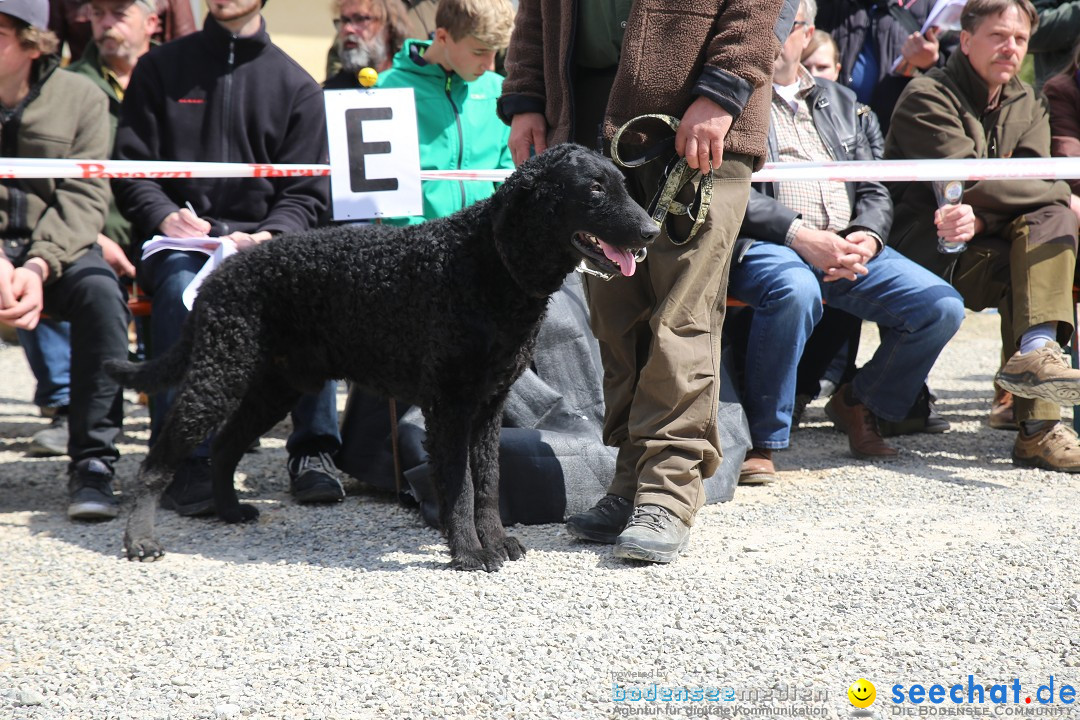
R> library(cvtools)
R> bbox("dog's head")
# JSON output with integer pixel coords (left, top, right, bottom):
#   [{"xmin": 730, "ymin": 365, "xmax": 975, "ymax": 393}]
[{"xmin": 491, "ymin": 144, "xmax": 660, "ymax": 295}]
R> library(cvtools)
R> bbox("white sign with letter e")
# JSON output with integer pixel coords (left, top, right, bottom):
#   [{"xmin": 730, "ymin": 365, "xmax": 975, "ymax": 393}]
[{"xmin": 324, "ymin": 87, "xmax": 422, "ymax": 220}]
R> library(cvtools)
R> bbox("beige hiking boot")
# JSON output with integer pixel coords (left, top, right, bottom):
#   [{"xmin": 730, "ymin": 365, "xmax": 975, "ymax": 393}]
[
  {"xmin": 1012, "ymin": 421, "xmax": 1080, "ymax": 473},
  {"xmin": 995, "ymin": 342, "xmax": 1080, "ymax": 406}
]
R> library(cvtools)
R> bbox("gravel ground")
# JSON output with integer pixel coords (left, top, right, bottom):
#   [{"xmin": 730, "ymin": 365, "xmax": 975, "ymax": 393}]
[{"xmin": 2, "ymin": 310, "xmax": 1079, "ymax": 720}]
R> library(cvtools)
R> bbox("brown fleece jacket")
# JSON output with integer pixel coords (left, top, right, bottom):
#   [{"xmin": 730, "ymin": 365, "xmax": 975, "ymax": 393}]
[{"xmin": 498, "ymin": 0, "xmax": 787, "ymax": 169}]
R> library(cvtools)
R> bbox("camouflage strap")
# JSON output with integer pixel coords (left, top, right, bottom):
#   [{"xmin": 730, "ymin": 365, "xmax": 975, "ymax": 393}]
[{"xmin": 609, "ymin": 114, "xmax": 713, "ymax": 246}]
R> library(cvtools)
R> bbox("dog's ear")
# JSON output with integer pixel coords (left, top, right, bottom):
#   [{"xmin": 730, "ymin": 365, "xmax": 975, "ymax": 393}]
[{"xmin": 489, "ymin": 149, "xmax": 579, "ymax": 298}]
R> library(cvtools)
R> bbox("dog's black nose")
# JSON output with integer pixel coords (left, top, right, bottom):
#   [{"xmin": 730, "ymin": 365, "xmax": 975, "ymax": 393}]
[{"xmin": 641, "ymin": 222, "xmax": 661, "ymax": 242}]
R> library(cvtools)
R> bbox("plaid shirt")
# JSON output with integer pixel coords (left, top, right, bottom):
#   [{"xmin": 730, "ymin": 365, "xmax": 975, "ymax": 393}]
[{"xmin": 771, "ymin": 69, "xmax": 852, "ymax": 244}]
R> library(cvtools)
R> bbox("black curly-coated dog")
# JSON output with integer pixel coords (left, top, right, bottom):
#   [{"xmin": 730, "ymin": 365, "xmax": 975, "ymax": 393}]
[{"xmin": 106, "ymin": 144, "xmax": 658, "ymax": 571}]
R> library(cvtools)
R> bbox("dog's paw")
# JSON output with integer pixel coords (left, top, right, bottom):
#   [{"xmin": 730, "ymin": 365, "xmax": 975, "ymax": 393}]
[
  {"xmin": 220, "ymin": 503, "xmax": 259, "ymax": 524},
  {"xmin": 450, "ymin": 547, "xmax": 505, "ymax": 573},
  {"xmin": 484, "ymin": 535, "xmax": 526, "ymax": 562},
  {"xmin": 124, "ymin": 537, "xmax": 165, "ymax": 562}
]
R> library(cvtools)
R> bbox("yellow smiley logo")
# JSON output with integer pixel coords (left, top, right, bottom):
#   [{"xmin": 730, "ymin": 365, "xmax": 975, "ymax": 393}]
[{"xmin": 848, "ymin": 678, "xmax": 876, "ymax": 708}]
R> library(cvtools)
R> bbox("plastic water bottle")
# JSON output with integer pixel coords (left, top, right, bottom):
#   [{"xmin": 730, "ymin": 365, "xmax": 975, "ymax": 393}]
[{"xmin": 932, "ymin": 180, "xmax": 966, "ymax": 254}]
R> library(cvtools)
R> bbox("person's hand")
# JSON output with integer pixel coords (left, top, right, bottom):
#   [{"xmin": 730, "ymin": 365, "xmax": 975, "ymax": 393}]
[
  {"xmin": 935, "ymin": 202, "xmax": 979, "ymax": 245},
  {"xmin": 509, "ymin": 112, "xmax": 548, "ymax": 167},
  {"xmin": 790, "ymin": 226, "xmax": 872, "ymax": 282},
  {"xmin": 901, "ymin": 26, "xmax": 939, "ymax": 71},
  {"xmin": 676, "ymin": 96, "xmax": 733, "ymax": 173},
  {"xmin": 222, "ymin": 230, "xmax": 272, "ymax": 250},
  {"xmin": 97, "ymin": 233, "xmax": 136, "ymax": 278},
  {"xmin": 844, "ymin": 230, "xmax": 882, "ymax": 258},
  {"xmin": 821, "ymin": 230, "xmax": 880, "ymax": 282},
  {"xmin": 159, "ymin": 207, "xmax": 212, "ymax": 238},
  {"xmin": 0, "ymin": 256, "xmax": 46, "ymax": 330}
]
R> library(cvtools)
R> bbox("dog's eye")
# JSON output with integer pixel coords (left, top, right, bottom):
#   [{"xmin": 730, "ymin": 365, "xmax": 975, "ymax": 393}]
[{"xmin": 590, "ymin": 181, "xmax": 605, "ymax": 194}]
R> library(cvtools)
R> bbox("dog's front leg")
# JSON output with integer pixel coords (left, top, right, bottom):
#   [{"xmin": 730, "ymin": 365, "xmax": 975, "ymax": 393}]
[
  {"xmin": 426, "ymin": 408, "xmax": 503, "ymax": 572},
  {"xmin": 471, "ymin": 407, "xmax": 525, "ymax": 564}
]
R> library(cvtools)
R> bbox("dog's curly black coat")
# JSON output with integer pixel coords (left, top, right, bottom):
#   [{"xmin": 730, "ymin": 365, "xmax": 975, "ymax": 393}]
[{"xmin": 106, "ymin": 144, "xmax": 658, "ymax": 571}]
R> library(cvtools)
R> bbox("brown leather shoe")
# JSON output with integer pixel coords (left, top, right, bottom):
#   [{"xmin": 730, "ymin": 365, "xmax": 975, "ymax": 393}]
[
  {"xmin": 739, "ymin": 448, "xmax": 776, "ymax": 485},
  {"xmin": 824, "ymin": 384, "xmax": 898, "ymax": 459},
  {"xmin": 988, "ymin": 383, "xmax": 1017, "ymax": 430},
  {"xmin": 1012, "ymin": 421, "xmax": 1080, "ymax": 472}
]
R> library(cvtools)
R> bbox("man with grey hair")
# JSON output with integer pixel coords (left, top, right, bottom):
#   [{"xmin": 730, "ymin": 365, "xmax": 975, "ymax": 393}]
[
  {"xmin": 68, "ymin": 0, "xmax": 161, "ymax": 276},
  {"xmin": 324, "ymin": 0, "xmax": 418, "ymax": 88},
  {"xmin": 728, "ymin": 0, "xmax": 964, "ymax": 481}
]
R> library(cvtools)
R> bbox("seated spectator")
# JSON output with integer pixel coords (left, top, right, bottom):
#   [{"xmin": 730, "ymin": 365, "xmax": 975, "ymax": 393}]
[
  {"xmin": 886, "ymin": 0, "xmax": 1080, "ymax": 472},
  {"xmin": 816, "ymin": 0, "xmax": 945, "ymax": 135},
  {"xmin": 1044, "ymin": 36, "xmax": 1080, "ymax": 194},
  {"xmin": 113, "ymin": 0, "xmax": 346, "ymax": 514},
  {"xmin": 1028, "ymin": 0, "xmax": 1080, "ymax": 89},
  {"xmin": 802, "ymin": 28, "xmax": 842, "ymax": 80},
  {"xmin": 0, "ymin": 0, "xmax": 129, "ymax": 520},
  {"xmin": 375, "ymin": 0, "xmax": 514, "ymax": 223},
  {"xmin": 788, "ymin": 26, "xmax": 884, "ymax": 431},
  {"xmin": 728, "ymin": 0, "xmax": 965, "ymax": 484},
  {"xmin": 49, "ymin": 0, "xmax": 193, "ymax": 61},
  {"xmin": 324, "ymin": 0, "xmax": 417, "ymax": 86},
  {"xmin": 20, "ymin": 0, "xmax": 157, "ymax": 461}
]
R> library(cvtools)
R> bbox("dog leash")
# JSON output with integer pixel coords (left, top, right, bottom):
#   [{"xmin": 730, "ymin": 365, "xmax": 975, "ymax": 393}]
[{"xmin": 610, "ymin": 114, "xmax": 714, "ymax": 246}]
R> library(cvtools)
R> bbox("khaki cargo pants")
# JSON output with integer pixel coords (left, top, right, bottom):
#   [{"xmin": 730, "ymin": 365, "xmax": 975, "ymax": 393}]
[
  {"xmin": 584, "ymin": 155, "xmax": 752, "ymax": 526},
  {"xmin": 950, "ymin": 204, "xmax": 1078, "ymax": 422}
]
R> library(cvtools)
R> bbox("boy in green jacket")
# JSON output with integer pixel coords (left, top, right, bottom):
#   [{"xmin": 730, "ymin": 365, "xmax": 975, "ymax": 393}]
[{"xmin": 376, "ymin": 0, "xmax": 514, "ymax": 224}]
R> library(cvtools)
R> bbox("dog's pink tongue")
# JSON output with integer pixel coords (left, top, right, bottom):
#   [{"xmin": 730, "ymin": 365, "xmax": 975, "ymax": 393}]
[{"xmin": 598, "ymin": 239, "xmax": 637, "ymax": 277}]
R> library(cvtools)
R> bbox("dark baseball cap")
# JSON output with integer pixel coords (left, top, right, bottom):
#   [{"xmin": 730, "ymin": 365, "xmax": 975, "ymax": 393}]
[{"xmin": 0, "ymin": 0, "xmax": 48, "ymax": 30}]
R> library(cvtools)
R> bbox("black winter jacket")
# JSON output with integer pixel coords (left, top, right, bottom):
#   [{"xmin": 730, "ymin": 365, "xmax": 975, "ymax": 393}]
[
  {"xmin": 734, "ymin": 78, "xmax": 892, "ymax": 261},
  {"xmin": 112, "ymin": 15, "xmax": 329, "ymax": 251}
]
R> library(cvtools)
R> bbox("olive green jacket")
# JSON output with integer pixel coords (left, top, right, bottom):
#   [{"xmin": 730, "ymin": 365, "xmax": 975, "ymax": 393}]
[
  {"xmin": 0, "ymin": 55, "xmax": 109, "ymax": 282},
  {"xmin": 66, "ymin": 42, "xmax": 136, "ymax": 251},
  {"xmin": 884, "ymin": 51, "xmax": 1071, "ymax": 277}
]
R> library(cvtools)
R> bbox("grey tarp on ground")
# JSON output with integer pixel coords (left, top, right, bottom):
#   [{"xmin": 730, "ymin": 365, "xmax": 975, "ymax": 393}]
[{"xmin": 335, "ymin": 273, "xmax": 750, "ymax": 527}]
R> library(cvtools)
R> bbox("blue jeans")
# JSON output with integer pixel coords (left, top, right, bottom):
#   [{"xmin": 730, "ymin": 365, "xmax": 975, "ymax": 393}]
[
  {"xmin": 140, "ymin": 249, "xmax": 341, "ymax": 459},
  {"xmin": 728, "ymin": 243, "xmax": 965, "ymax": 449},
  {"xmin": 17, "ymin": 318, "xmax": 71, "ymax": 409}
]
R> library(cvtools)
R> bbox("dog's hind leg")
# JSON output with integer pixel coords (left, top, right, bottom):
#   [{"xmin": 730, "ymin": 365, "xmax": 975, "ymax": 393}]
[
  {"xmin": 124, "ymin": 344, "xmax": 259, "ymax": 560},
  {"xmin": 471, "ymin": 405, "xmax": 525, "ymax": 564},
  {"xmin": 210, "ymin": 377, "xmax": 303, "ymax": 524},
  {"xmin": 124, "ymin": 386, "xmax": 231, "ymax": 561},
  {"xmin": 425, "ymin": 407, "xmax": 504, "ymax": 572}
]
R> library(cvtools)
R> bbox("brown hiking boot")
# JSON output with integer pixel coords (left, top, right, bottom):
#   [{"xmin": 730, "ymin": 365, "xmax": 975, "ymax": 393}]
[
  {"xmin": 739, "ymin": 448, "xmax": 776, "ymax": 485},
  {"xmin": 996, "ymin": 342, "xmax": 1080, "ymax": 406},
  {"xmin": 824, "ymin": 384, "xmax": 898, "ymax": 459},
  {"xmin": 988, "ymin": 383, "xmax": 1017, "ymax": 430},
  {"xmin": 1012, "ymin": 422, "xmax": 1080, "ymax": 472}
]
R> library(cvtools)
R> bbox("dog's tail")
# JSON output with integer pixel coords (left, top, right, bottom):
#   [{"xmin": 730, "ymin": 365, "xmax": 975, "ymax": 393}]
[{"xmin": 104, "ymin": 320, "xmax": 194, "ymax": 393}]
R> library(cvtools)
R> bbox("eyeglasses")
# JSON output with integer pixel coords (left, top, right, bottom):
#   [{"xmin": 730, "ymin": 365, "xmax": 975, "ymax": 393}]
[
  {"xmin": 791, "ymin": 20, "xmax": 808, "ymax": 27},
  {"xmin": 333, "ymin": 14, "xmax": 379, "ymax": 30}
]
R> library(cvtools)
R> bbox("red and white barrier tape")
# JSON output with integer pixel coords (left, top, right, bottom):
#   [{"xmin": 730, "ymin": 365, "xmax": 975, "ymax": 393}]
[
  {"xmin": 5, "ymin": 156, "xmax": 1080, "ymax": 182},
  {"xmin": 0, "ymin": 159, "xmax": 330, "ymax": 179},
  {"xmin": 422, "ymin": 157, "xmax": 1080, "ymax": 183}
]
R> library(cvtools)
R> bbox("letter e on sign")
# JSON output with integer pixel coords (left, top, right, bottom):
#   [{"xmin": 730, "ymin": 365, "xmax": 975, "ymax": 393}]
[{"xmin": 325, "ymin": 87, "xmax": 422, "ymax": 220}]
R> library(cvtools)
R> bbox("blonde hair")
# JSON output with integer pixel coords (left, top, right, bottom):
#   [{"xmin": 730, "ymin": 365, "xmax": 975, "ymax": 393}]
[
  {"xmin": 435, "ymin": 0, "xmax": 514, "ymax": 49},
  {"xmin": 18, "ymin": 24, "xmax": 58, "ymax": 55},
  {"xmin": 802, "ymin": 29, "xmax": 839, "ymax": 65}
]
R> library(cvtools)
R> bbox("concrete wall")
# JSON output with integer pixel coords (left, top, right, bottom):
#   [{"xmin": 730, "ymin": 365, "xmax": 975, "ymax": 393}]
[
  {"xmin": 263, "ymin": 1, "xmax": 336, "ymax": 83},
  {"xmin": 190, "ymin": 1, "xmax": 335, "ymax": 84}
]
